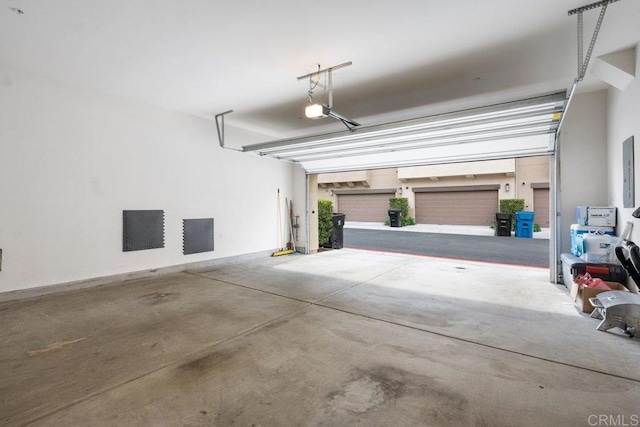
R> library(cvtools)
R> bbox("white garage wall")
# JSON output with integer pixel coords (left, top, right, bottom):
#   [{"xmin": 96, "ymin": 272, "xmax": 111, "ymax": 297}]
[
  {"xmin": 558, "ymin": 90, "xmax": 608, "ymax": 254},
  {"xmin": 607, "ymin": 45, "xmax": 640, "ymax": 241},
  {"xmin": 0, "ymin": 63, "xmax": 295, "ymax": 294}
]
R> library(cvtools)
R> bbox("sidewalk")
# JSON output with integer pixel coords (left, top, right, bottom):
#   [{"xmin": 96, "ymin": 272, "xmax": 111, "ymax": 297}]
[{"xmin": 344, "ymin": 221, "xmax": 550, "ymax": 239}]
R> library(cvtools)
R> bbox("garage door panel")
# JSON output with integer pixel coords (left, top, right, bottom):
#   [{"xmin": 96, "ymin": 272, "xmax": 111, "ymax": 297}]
[
  {"xmin": 337, "ymin": 194, "xmax": 391, "ymax": 222},
  {"xmin": 415, "ymin": 191, "xmax": 498, "ymax": 226},
  {"xmin": 533, "ymin": 189, "xmax": 550, "ymax": 227}
]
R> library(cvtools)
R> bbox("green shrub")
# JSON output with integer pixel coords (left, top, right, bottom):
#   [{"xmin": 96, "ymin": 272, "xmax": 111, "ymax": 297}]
[
  {"xmin": 534, "ymin": 223, "xmax": 541, "ymax": 232},
  {"xmin": 499, "ymin": 199, "xmax": 525, "ymax": 215},
  {"xmin": 403, "ymin": 216, "xmax": 416, "ymax": 226},
  {"xmin": 318, "ymin": 199, "xmax": 333, "ymax": 246},
  {"xmin": 499, "ymin": 199, "xmax": 525, "ymax": 231},
  {"xmin": 389, "ymin": 197, "xmax": 409, "ymax": 218}
]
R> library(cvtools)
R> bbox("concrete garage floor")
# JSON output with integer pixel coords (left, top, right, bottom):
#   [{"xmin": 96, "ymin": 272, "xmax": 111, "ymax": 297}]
[{"xmin": 1, "ymin": 250, "xmax": 639, "ymax": 426}]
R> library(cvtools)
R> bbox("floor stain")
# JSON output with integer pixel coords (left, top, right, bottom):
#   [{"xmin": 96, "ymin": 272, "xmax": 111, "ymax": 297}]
[
  {"xmin": 328, "ymin": 375, "xmax": 386, "ymax": 413},
  {"xmin": 325, "ymin": 365, "xmax": 470, "ymax": 424},
  {"xmin": 330, "ymin": 328, "xmax": 369, "ymax": 345},
  {"xmin": 178, "ymin": 347, "xmax": 241, "ymax": 374},
  {"xmin": 328, "ymin": 366, "xmax": 406, "ymax": 413},
  {"xmin": 423, "ymin": 380, "xmax": 468, "ymax": 424},
  {"xmin": 27, "ymin": 338, "xmax": 87, "ymax": 357},
  {"xmin": 138, "ymin": 292, "xmax": 179, "ymax": 306}
]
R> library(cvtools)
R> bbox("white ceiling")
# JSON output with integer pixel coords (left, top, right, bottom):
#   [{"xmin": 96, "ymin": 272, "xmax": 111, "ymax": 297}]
[{"xmin": 1, "ymin": 0, "xmax": 639, "ymax": 140}]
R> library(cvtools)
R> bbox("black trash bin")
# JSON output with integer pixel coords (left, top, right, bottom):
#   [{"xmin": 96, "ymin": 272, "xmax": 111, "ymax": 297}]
[
  {"xmin": 388, "ymin": 209, "xmax": 403, "ymax": 228},
  {"xmin": 330, "ymin": 213, "xmax": 346, "ymax": 249},
  {"xmin": 495, "ymin": 213, "xmax": 512, "ymax": 237}
]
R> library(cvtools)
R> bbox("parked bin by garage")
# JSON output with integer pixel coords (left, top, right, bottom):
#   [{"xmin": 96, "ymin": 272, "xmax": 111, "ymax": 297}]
[
  {"xmin": 515, "ymin": 211, "xmax": 535, "ymax": 238},
  {"xmin": 495, "ymin": 213, "xmax": 512, "ymax": 237},
  {"xmin": 330, "ymin": 213, "xmax": 346, "ymax": 249},
  {"xmin": 388, "ymin": 209, "xmax": 403, "ymax": 228}
]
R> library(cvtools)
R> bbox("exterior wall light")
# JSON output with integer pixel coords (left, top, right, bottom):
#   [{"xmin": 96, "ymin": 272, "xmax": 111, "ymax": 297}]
[{"xmin": 505, "ymin": 183, "xmax": 510, "ymax": 192}]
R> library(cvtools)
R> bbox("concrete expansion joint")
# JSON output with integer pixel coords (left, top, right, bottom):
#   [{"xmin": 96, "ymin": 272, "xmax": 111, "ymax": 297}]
[
  {"xmin": 185, "ymin": 270, "xmax": 640, "ymax": 386},
  {"xmin": 312, "ymin": 301, "xmax": 640, "ymax": 385},
  {"xmin": 183, "ymin": 270, "xmax": 313, "ymax": 305},
  {"xmin": 313, "ymin": 265, "xmax": 406, "ymax": 306}
]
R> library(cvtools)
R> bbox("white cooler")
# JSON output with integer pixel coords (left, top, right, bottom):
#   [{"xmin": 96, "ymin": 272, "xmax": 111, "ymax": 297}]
[{"xmin": 570, "ymin": 224, "xmax": 615, "ymax": 257}]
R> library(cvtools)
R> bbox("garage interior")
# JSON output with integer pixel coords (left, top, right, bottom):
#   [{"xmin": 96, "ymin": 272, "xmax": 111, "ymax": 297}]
[
  {"xmin": 2, "ymin": 1, "xmax": 640, "ymax": 425},
  {"xmin": 3, "ymin": 251, "xmax": 639, "ymax": 425}
]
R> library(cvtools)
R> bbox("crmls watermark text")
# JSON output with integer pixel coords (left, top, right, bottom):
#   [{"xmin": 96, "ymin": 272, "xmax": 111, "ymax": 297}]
[{"xmin": 588, "ymin": 415, "xmax": 640, "ymax": 426}]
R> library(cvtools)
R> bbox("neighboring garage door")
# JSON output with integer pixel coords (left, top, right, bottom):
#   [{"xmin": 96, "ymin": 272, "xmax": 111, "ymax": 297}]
[
  {"xmin": 533, "ymin": 188, "xmax": 550, "ymax": 227},
  {"xmin": 337, "ymin": 193, "xmax": 393, "ymax": 222},
  {"xmin": 414, "ymin": 186, "xmax": 499, "ymax": 226}
]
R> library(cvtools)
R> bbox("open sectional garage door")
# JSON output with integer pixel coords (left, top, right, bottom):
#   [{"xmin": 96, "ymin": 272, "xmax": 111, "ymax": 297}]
[
  {"xmin": 337, "ymin": 192, "xmax": 393, "ymax": 222},
  {"xmin": 414, "ymin": 186, "xmax": 499, "ymax": 226},
  {"xmin": 241, "ymin": 92, "xmax": 566, "ymax": 280},
  {"xmin": 243, "ymin": 93, "xmax": 566, "ymax": 174}
]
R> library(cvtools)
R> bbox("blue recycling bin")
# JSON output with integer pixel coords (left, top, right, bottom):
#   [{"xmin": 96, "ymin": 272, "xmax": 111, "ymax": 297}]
[{"xmin": 515, "ymin": 211, "xmax": 535, "ymax": 238}]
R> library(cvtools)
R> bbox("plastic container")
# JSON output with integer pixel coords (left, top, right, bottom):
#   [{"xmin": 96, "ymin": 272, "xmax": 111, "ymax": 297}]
[
  {"xmin": 560, "ymin": 252, "xmax": 627, "ymax": 288},
  {"xmin": 515, "ymin": 211, "xmax": 535, "ymax": 238},
  {"xmin": 330, "ymin": 213, "xmax": 346, "ymax": 249},
  {"xmin": 388, "ymin": 209, "xmax": 403, "ymax": 228},
  {"xmin": 495, "ymin": 213, "xmax": 512, "ymax": 237},
  {"xmin": 570, "ymin": 224, "xmax": 615, "ymax": 256}
]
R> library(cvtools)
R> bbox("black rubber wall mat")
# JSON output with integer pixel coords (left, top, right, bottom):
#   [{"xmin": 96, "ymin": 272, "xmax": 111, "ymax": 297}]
[
  {"xmin": 123, "ymin": 210, "xmax": 165, "ymax": 252},
  {"xmin": 183, "ymin": 218, "xmax": 214, "ymax": 255}
]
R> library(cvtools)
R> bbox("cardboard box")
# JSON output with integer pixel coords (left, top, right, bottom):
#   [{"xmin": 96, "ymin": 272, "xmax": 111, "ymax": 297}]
[
  {"xmin": 570, "ymin": 281, "xmax": 628, "ymax": 313},
  {"xmin": 575, "ymin": 206, "xmax": 617, "ymax": 227}
]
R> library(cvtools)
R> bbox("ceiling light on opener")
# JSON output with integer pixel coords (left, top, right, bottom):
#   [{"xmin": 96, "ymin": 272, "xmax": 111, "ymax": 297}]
[{"xmin": 305, "ymin": 103, "xmax": 329, "ymax": 119}]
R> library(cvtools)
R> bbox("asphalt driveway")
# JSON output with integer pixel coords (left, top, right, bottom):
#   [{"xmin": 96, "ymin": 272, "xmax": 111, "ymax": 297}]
[{"xmin": 344, "ymin": 228, "xmax": 549, "ymax": 267}]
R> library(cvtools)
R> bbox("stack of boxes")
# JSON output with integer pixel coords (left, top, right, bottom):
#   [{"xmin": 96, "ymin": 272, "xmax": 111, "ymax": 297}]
[
  {"xmin": 564, "ymin": 206, "xmax": 628, "ymax": 312},
  {"xmin": 570, "ymin": 206, "xmax": 617, "ymax": 262}
]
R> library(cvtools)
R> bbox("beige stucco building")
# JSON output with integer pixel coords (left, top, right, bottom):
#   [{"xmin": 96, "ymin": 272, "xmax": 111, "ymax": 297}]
[{"xmin": 318, "ymin": 156, "xmax": 550, "ymax": 227}]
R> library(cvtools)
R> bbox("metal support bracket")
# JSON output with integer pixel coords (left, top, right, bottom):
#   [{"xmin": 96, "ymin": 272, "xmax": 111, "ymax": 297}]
[
  {"xmin": 214, "ymin": 110, "xmax": 236, "ymax": 150},
  {"xmin": 296, "ymin": 61, "xmax": 353, "ymax": 81},
  {"xmin": 568, "ymin": 0, "xmax": 622, "ymax": 80}
]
